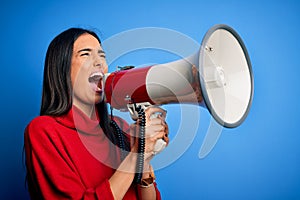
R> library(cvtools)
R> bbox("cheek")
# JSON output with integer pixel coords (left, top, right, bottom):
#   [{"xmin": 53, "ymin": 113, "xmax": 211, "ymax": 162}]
[
  {"xmin": 104, "ymin": 66, "xmax": 108, "ymax": 74},
  {"xmin": 70, "ymin": 67, "xmax": 78, "ymax": 86},
  {"xmin": 70, "ymin": 60, "xmax": 82, "ymax": 86}
]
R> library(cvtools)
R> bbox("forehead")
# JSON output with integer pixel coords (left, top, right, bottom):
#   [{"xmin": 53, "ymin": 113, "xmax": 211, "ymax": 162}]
[{"xmin": 73, "ymin": 33, "xmax": 102, "ymax": 51}]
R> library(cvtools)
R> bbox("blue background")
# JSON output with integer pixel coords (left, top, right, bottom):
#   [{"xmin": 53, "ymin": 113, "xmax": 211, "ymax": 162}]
[{"xmin": 1, "ymin": 0, "xmax": 299, "ymax": 199}]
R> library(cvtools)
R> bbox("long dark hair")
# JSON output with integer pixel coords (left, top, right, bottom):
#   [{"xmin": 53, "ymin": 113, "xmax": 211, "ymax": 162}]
[{"xmin": 40, "ymin": 27, "xmax": 129, "ymax": 151}]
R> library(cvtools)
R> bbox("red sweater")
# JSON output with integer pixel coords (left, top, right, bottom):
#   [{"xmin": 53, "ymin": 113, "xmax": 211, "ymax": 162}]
[{"xmin": 24, "ymin": 106, "xmax": 161, "ymax": 199}]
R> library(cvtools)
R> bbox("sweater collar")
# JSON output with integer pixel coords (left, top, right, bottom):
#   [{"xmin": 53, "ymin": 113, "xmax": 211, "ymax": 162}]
[{"xmin": 55, "ymin": 105, "xmax": 102, "ymax": 135}]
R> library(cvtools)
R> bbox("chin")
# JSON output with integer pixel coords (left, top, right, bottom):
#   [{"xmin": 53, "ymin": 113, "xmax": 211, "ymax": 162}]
[{"xmin": 94, "ymin": 94, "xmax": 105, "ymax": 104}]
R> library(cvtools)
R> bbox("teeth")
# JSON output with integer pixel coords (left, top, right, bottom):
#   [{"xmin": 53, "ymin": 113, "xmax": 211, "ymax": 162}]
[{"xmin": 90, "ymin": 72, "xmax": 103, "ymax": 78}]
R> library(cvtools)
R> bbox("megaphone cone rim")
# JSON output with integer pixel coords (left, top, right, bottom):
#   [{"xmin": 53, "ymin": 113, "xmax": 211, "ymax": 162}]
[{"xmin": 199, "ymin": 24, "xmax": 254, "ymax": 128}]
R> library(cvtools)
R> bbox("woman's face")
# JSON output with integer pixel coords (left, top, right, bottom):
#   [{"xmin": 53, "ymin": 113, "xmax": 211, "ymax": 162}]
[{"xmin": 71, "ymin": 33, "xmax": 108, "ymax": 114}]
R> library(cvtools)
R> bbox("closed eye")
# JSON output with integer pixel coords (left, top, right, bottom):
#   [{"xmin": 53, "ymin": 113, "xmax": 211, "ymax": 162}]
[
  {"xmin": 80, "ymin": 52, "xmax": 90, "ymax": 56},
  {"xmin": 78, "ymin": 48, "xmax": 92, "ymax": 57},
  {"xmin": 98, "ymin": 50, "xmax": 106, "ymax": 58}
]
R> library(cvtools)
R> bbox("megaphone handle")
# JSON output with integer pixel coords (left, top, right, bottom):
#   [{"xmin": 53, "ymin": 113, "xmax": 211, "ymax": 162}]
[
  {"xmin": 131, "ymin": 103, "xmax": 166, "ymax": 183},
  {"xmin": 149, "ymin": 111, "xmax": 167, "ymax": 155},
  {"xmin": 129, "ymin": 103, "xmax": 167, "ymax": 153},
  {"xmin": 133, "ymin": 105, "xmax": 146, "ymax": 184}
]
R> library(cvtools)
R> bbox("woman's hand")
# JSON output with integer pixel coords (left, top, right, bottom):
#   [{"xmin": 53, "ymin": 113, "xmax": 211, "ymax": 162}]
[
  {"xmin": 144, "ymin": 106, "xmax": 169, "ymax": 159},
  {"xmin": 130, "ymin": 106, "xmax": 169, "ymax": 162}
]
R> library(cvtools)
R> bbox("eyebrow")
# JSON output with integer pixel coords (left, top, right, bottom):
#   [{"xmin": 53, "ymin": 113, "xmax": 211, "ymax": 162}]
[{"xmin": 77, "ymin": 48, "xmax": 106, "ymax": 54}]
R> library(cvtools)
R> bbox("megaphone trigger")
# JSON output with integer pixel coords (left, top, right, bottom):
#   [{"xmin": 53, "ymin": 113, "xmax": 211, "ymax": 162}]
[
  {"xmin": 148, "ymin": 106, "xmax": 167, "ymax": 119},
  {"xmin": 149, "ymin": 111, "xmax": 163, "ymax": 120}
]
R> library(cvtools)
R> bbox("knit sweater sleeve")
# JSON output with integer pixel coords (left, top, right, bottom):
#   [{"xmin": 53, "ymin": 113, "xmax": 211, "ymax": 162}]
[{"xmin": 24, "ymin": 116, "xmax": 115, "ymax": 200}]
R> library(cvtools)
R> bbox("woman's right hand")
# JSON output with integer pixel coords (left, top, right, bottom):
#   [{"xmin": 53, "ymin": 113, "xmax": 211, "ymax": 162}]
[{"xmin": 130, "ymin": 106, "xmax": 169, "ymax": 162}]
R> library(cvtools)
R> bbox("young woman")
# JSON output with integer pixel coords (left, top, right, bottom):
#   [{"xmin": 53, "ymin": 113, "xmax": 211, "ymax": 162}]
[{"xmin": 24, "ymin": 28, "xmax": 169, "ymax": 200}]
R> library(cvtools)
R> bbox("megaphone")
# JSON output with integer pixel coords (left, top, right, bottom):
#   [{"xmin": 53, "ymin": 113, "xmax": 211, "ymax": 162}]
[{"xmin": 104, "ymin": 24, "xmax": 253, "ymax": 128}]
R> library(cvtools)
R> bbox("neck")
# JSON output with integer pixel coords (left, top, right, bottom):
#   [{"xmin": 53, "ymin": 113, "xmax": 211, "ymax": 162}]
[{"xmin": 73, "ymin": 100, "xmax": 96, "ymax": 119}]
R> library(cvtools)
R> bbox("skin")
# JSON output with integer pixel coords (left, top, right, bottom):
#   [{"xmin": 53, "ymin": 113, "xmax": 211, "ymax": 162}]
[
  {"xmin": 71, "ymin": 33, "xmax": 168, "ymax": 200},
  {"xmin": 71, "ymin": 33, "xmax": 108, "ymax": 118}
]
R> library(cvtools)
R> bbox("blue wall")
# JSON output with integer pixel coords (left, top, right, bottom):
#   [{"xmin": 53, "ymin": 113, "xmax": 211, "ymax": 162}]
[{"xmin": 1, "ymin": 0, "xmax": 299, "ymax": 199}]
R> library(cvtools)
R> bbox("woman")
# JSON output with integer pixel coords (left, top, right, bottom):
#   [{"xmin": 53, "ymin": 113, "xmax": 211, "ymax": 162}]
[{"xmin": 24, "ymin": 27, "xmax": 169, "ymax": 199}]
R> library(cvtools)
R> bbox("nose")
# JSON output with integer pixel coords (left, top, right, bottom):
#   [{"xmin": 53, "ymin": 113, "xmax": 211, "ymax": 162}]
[
  {"xmin": 94, "ymin": 60, "xmax": 108, "ymax": 74},
  {"xmin": 94, "ymin": 62, "xmax": 103, "ymax": 68},
  {"xmin": 93, "ymin": 55, "xmax": 107, "ymax": 69}
]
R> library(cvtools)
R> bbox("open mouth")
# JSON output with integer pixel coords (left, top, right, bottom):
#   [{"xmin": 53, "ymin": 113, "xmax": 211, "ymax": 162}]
[{"xmin": 88, "ymin": 72, "xmax": 103, "ymax": 93}]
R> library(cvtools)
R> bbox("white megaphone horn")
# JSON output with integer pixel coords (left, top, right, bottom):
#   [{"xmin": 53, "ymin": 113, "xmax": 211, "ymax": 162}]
[{"xmin": 104, "ymin": 24, "xmax": 253, "ymax": 129}]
